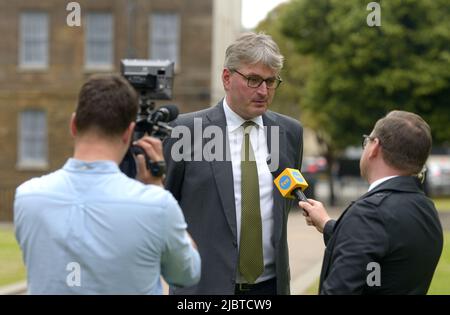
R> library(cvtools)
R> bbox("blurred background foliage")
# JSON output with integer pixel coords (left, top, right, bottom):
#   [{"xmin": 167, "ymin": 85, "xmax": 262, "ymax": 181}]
[
  {"xmin": 257, "ymin": 0, "xmax": 449, "ymax": 204},
  {"xmin": 258, "ymin": 0, "xmax": 449, "ymax": 153}
]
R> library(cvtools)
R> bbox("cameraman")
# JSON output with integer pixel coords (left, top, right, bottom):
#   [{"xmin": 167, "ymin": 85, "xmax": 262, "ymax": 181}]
[{"xmin": 14, "ymin": 74, "xmax": 200, "ymax": 294}]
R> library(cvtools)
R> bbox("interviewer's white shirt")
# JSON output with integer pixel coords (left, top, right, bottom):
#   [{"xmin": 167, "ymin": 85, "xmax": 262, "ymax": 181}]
[
  {"xmin": 223, "ymin": 98, "xmax": 275, "ymax": 284},
  {"xmin": 368, "ymin": 175, "xmax": 399, "ymax": 192}
]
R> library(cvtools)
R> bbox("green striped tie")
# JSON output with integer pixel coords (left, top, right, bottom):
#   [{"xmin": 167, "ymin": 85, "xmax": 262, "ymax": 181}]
[{"xmin": 239, "ymin": 121, "xmax": 264, "ymax": 284}]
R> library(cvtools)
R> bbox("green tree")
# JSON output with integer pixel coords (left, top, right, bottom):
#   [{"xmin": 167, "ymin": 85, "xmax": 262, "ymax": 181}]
[
  {"xmin": 281, "ymin": 0, "xmax": 450, "ymax": 149},
  {"xmin": 257, "ymin": 3, "xmax": 341, "ymax": 204},
  {"xmin": 256, "ymin": 3, "xmax": 311, "ymax": 121},
  {"xmin": 257, "ymin": 5, "xmax": 336, "ymax": 164},
  {"xmin": 257, "ymin": 0, "xmax": 450, "ymax": 204}
]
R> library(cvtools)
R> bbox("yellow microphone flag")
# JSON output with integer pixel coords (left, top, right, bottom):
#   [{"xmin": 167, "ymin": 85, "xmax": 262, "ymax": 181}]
[{"xmin": 274, "ymin": 168, "xmax": 309, "ymax": 199}]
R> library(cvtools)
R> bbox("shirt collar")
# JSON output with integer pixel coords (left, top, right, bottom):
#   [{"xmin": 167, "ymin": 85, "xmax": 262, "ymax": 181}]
[
  {"xmin": 368, "ymin": 175, "xmax": 399, "ymax": 192},
  {"xmin": 63, "ymin": 158, "xmax": 120, "ymax": 174},
  {"xmin": 223, "ymin": 97, "xmax": 264, "ymax": 133}
]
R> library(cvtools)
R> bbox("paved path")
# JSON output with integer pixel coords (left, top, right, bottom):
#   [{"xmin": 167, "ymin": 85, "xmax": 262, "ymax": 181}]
[
  {"xmin": 288, "ymin": 209, "xmax": 324, "ymax": 295},
  {"xmin": 288, "ymin": 207, "xmax": 342, "ymax": 294}
]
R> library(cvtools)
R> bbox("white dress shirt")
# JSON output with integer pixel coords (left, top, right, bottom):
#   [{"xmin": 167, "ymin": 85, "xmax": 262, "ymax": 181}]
[
  {"xmin": 368, "ymin": 175, "xmax": 399, "ymax": 192},
  {"xmin": 223, "ymin": 98, "xmax": 276, "ymax": 283}
]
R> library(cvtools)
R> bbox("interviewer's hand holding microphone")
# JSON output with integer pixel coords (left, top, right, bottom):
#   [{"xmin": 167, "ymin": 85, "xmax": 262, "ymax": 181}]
[{"xmin": 274, "ymin": 168, "xmax": 331, "ymax": 233}]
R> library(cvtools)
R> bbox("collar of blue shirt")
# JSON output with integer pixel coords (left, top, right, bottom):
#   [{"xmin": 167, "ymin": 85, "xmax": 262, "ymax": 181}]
[{"xmin": 63, "ymin": 158, "xmax": 120, "ymax": 174}]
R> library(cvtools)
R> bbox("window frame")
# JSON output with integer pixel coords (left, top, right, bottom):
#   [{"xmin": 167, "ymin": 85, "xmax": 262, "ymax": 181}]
[
  {"xmin": 17, "ymin": 109, "xmax": 49, "ymax": 170},
  {"xmin": 84, "ymin": 12, "xmax": 114, "ymax": 70},
  {"xmin": 19, "ymin": 11, "xmax": 49, "ymax": 70},
  {"xmin": 149, "ymin": 12, "xmax": 181, "ymax": 70}
]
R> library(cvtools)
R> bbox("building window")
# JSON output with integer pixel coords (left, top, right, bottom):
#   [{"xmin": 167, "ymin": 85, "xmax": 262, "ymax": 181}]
[
  {"xmin": 18, "ymin": 109, "xmax": 48, "ymax": 169},
  {"xmin": 150, "ymin": 13, "xmax": 180, "ymax": 68},
  {"xmin": 19, "ymin": 12, "xmax": 49, "ymax": 69},
  {"xmin": 85, "ymin": 13, "xmax": 113, "ymax": 69}
]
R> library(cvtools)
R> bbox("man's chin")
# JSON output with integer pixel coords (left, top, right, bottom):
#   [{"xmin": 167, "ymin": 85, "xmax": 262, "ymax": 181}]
[{"xmin": 251, "ymin": 108, "xmax": 267, "ymax": 118}]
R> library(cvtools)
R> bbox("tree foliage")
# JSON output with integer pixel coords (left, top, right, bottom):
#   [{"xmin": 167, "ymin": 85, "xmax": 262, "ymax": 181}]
[
  {"xmin": 256, "ymin": 4, "xmax": 312, "ymax": 121},
  {"xmin": 280, "ymin": 0, "xmax": 450, "ymax": 150}
]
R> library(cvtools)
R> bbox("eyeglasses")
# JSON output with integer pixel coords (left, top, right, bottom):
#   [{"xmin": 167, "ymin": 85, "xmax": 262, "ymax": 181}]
[
  {"xmin": 362, "ymin": 134, "xmax": 376, "ymax": 149},
  {"xmin": 232, "ymin": 69, "xmax": 282, "ymax": 89}
]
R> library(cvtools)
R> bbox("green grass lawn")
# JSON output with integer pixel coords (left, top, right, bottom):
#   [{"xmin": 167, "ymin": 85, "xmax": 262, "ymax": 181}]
[
  {"xmin": 433, "ymin": 198, "xmax": 450, "ymax": 212},
  {"xmin": 304, "ymin": 232, "xmax": 450, "ymax": 295},
  {"xmin": 0, "ymin": 226, "xmax": 26, "ymax": 287},
  {"xmin": 305, "ymin": 279, "xmax": 319, "ymax": 295},
  {"xmin": 428, "ymin": 231, "xmax": 450, "ymax": 295}
]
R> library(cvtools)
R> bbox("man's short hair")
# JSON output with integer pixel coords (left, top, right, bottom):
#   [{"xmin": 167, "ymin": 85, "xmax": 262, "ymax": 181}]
[
  {"xmin": 75, "ymin": 74, "xmax": 138, "ymax": 137},
  {"xmin": 373, "ymin": 110, "xmax": 432, "ymax": 175},
  {"xmin": 224, "ymin": 32, "xmax": 284, "ymax": 73}
]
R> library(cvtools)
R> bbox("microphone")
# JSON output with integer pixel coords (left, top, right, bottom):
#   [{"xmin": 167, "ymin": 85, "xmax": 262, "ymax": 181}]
[
  {"xmin": 120, "ymin": 104, "xmax": 179, "ymax": 178},
  {"xmin": 274, "ymin": 168, "xmax": 309, "ymax": 202},
  {"xmin": 151, "ymin": 104, "xmax": 179, "ymax": 123}
]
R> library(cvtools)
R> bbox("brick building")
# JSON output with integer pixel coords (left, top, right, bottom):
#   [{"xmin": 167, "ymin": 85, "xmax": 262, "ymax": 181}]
[{"xmin": 0, "ymin": 0, "xmax": 242, "ymax": 220}]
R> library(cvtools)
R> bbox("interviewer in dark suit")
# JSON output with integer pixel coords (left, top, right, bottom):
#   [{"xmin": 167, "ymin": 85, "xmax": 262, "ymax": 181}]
[
  {"xmin": 164, "ymin": 32, "xmax": 303, "ymax": 295},
  {"xmin": 300, "ymin": 110, "xmax": 443, "ymax": 294}
]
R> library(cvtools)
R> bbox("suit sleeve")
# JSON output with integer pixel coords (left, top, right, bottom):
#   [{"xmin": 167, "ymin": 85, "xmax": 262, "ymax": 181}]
[
  {"xmin": 321, "ymin": 202, "xmax": 389, "ymax": 294},
  {"xmin": 323, "ymin": 219, "xmax": 337, "ymax": 246}
]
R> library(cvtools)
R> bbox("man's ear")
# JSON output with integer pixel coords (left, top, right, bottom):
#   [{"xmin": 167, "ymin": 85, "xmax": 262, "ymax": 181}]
[
  {"xmin": 222, "ymin": 68, "xmax": 231, "ymax": 91},
  {"xmin": 70, "ymin": 113, "xmax": 77, "ymax": 138},
  {"xmin": 122, "ymin": 122, "xmax": 135, "ymax": 145},
  {"xmin": 368, "ymin": 138, "xmax": 382, "ymax": 159}
]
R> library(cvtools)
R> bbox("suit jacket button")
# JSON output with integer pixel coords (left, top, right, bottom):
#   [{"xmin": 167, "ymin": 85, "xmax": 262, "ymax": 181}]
[{"xmin": 233, "ymin": 241, "xmax": 237, "ymax": 247}]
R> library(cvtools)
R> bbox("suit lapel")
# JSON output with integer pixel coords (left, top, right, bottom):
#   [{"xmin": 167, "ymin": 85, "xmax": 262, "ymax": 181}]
[
  {"xmin": 263, "ymin": 113, "xmax": 287, "ymax": 245},
  {"xmin": 206, "ymin": 102, "xmax": 238, "ymax": 240}
]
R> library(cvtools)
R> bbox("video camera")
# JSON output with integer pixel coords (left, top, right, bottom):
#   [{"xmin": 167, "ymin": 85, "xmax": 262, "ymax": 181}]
[
  {"xmin": 119, "ymin": 59, "xmax": 179, "ymax": 178},
  {"xmin": 121, "ymin": 59, "xmax": 173, "ymax": 101}
]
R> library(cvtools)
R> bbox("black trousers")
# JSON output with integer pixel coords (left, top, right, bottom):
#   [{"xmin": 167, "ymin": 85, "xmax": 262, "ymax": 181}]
[{"xmin": 235, "ymin": 278, "xmax": 277, "ymax": 295}]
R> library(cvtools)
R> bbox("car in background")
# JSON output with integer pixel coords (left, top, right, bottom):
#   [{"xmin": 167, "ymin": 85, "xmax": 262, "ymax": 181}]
[
  {"xmin": 424, "ymin": 155, "xmax": 450, "ymax": 197},
  {"xmin": 301, "ymin": 156, "xmax": 327, "ymax": 199}
]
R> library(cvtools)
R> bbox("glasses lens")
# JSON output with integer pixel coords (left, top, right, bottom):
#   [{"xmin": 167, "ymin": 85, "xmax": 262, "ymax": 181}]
[
  {"xmin": 247, "ymin": 76, "xmax": 263, "ymax": 88},
  {"xmin": 235, "ymin": 69, "xmax": 282, "ymax": 89},
  {"xmin": 263, "ymin": 78, "xmax": 274, "ymax": 88}
]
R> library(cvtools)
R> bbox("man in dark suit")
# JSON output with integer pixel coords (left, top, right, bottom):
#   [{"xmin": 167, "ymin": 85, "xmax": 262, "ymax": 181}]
[
  {"xmin": 163, "ymin": 32, "xmax": 303, "ymax": 295},
  {"xmin": 300, "ymin": 110, "xmax": 443, "ymax": 294}
]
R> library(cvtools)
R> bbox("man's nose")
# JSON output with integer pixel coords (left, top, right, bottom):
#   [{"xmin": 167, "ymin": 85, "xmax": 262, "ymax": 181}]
[{"xmin": 256, "ymin": 81, "xmax": 269, "ymax": 95}]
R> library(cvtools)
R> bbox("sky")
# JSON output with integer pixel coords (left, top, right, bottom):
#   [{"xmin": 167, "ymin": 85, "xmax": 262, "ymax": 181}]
[{"xmin": 241, "ymin": 0, "xmax": 288, "ymax": 29}]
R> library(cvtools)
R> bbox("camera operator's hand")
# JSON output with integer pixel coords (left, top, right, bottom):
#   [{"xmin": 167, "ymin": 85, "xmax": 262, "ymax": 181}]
[{"xmin": 133, "ymin": 136, "xmax": 164, "ymax": 187}]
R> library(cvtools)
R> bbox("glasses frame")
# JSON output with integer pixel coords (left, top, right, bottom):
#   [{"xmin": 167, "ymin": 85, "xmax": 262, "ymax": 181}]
[
  {"xmin": 362, "ymin": 134, "xmax": 376, "ymax": 150},
  {"xmin": 232, "ymin": 69, "xmax": 282, "ymax": 90}
]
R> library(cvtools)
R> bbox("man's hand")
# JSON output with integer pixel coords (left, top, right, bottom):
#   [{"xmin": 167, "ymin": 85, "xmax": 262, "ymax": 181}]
[
  {"xmin": 299, "ymin": 199, "xmax": 331, "ymax": 233},
  {"xmin": 133, "ymin": 136, "xmax": 164, "ymax": 186}
]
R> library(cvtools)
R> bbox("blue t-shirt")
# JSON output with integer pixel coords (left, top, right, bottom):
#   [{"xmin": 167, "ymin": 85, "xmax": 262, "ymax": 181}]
[{"xmin": 14, "ymin": 158, "xmax": 200, "ymax": 294}]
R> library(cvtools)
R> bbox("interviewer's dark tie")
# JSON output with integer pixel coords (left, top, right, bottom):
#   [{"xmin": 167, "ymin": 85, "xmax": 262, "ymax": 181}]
[{"xmin": 239, "ymin": 121, "xmax": 264, "ymax": 284}]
